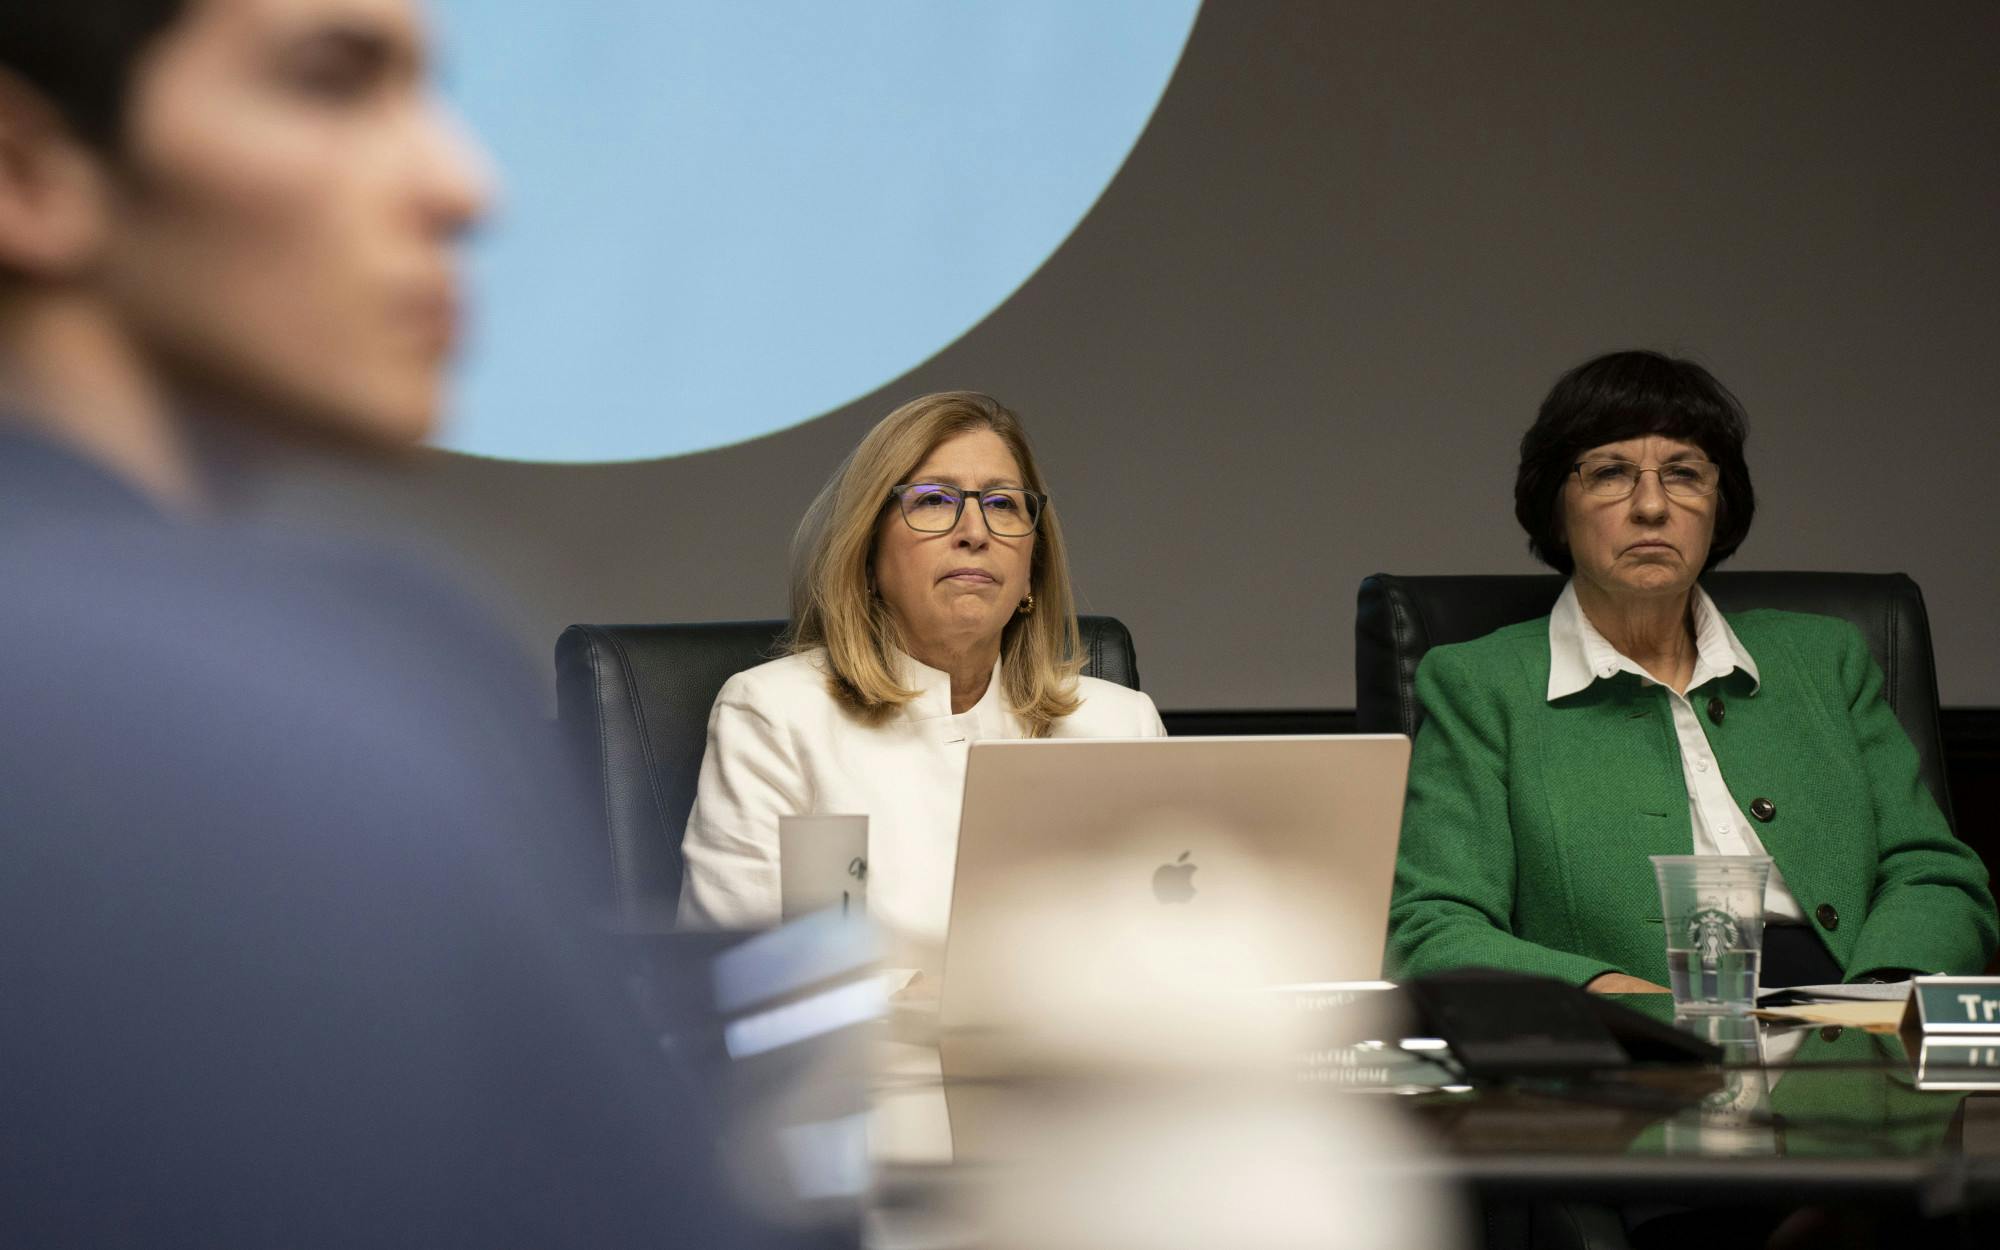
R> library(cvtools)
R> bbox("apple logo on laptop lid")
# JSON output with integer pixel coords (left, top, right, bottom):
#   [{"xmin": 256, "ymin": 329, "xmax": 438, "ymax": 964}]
[{"xmin": 1152, "ymin": 851, "xmax": 1197, "ymax": 904}]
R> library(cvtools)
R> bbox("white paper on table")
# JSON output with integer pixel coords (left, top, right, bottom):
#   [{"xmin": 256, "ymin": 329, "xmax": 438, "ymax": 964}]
[
  {"xmin": 1767, "ymin": 980, "xmax": 1912, "ymax": 1002},
  {"xmin": 1750, "ymin": 1000, "xmax": 1906, "ymax": 1033}
]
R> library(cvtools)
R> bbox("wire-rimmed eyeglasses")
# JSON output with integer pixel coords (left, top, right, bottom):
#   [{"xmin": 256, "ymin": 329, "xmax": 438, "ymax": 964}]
[
  {"xmin": 1571, "ymin": 458, "xmax": 1721, "ymax": 498},
  {"xmin": 887, "ymin": 483, "xmax": 1048, "ymax": 536}
]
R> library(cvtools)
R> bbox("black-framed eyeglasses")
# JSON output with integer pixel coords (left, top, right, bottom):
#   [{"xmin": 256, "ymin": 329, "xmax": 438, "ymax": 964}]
[
  {"xmin": 888, "ymin": 483, "xmax": 1048, "ymax": 536},
  {"xmin": 1571, "ymin": 458, "xmax": 1721, "ymax": 498}
]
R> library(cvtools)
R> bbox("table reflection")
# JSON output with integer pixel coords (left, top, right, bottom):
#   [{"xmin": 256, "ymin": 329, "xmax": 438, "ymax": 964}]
[{"xmin": 868, "ymin": 983, "xmax": 2000, "ymax": 1242}]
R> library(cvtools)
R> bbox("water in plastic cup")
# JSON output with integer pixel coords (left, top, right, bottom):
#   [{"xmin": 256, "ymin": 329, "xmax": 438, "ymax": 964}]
[{"xmin": 1650, "ymin": 854, "xmax": 1771, "ymax": 1015}]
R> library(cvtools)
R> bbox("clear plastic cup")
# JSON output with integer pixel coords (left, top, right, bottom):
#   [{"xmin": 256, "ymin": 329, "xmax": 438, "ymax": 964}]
[{"xmin": 1650, "ymin": 855, "xmax": 1772, "ymax": 1015}]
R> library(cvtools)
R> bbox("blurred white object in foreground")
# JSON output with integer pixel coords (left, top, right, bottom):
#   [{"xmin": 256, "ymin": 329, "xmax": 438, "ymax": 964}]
[{"xmin": 912, "ymin": 841, "xmax": 1464, "ymax": 1249}]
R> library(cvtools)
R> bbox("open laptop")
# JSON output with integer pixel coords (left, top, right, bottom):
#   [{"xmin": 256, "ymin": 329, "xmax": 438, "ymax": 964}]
[{"xmin": 937, "ymin": 734, "xmax": 1411, "ymax": 1043}]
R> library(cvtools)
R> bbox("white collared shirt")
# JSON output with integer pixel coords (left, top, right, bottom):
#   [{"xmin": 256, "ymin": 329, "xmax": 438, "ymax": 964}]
[
  {"xmin": 1547, "ymin": 581, "xmax": 1805, "ymax": 922},
  {"xmin": 677, "ymin": 647, "xmax": 1166, "ymax": 966}
]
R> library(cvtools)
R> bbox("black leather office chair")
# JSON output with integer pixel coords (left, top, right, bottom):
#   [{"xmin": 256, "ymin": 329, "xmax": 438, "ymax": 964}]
[
  {"xmin": 1355, "ymin": 571, "xmax": 1956, "ymax": 825},
  {"xmin": 556, "ymin": 616, "xmax": 1143, "ymax": 913}
]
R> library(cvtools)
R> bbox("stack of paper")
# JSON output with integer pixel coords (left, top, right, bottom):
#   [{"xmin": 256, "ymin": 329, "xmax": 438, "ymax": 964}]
[{"xmin": 1751, "ymin": 981, "xmax": 1911, "ymax": 1033}]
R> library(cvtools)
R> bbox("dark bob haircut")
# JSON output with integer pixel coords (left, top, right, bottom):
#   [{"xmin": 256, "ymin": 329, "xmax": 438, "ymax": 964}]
[
  {"xmin": 0, "ymin": 1, "xmax": 189, "ymax": 150},
  {"xmin": 1514, "ymin": 350, "xmax": 1755, "ymax": 575}
]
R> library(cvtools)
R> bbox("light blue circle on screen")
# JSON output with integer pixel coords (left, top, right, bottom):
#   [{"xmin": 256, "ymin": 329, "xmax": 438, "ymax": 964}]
[{"xmin": 431, "ymin": 1, "xmax": 1201, "ymax": 464}]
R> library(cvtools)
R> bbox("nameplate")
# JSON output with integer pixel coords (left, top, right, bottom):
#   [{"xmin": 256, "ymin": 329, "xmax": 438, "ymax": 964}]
[
  {"xmin": 1911, "ymin": 1039, "xmax": 2000, "ymax": 1091},
  {"xmin": 1900, "ymin": 976, "xmax": 2000, "ymax": 1037},
  {"xmin": 1260, "ymin": 980, "xmax": 1399, "ymax": 1012}
]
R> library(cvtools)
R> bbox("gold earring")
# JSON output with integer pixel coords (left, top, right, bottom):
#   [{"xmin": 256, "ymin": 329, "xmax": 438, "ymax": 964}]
[{"xmin": 1019, "ymin": 593, "xmax": 1035, "ymax": 615}]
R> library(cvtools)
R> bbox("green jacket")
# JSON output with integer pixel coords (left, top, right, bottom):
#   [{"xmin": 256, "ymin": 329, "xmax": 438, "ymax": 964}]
[{"xmin": 1387, "ymin": 607, "xmax": 1996, "ymax": 986}]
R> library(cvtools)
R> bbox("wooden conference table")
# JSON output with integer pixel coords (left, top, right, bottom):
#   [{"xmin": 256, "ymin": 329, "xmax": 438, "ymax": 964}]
[
  {"xmin": 649, "ymin": 928, "xmax": 2000, "ymax": 1245},
  {"xmin": 861, "ymin": 991, "xmax": 2000, "ymax": 1246}
]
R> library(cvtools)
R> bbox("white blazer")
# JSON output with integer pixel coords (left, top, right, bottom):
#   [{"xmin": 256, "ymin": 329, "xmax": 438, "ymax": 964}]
[{"xmin": 677, "ymin": 647, "xmax": 1165, "ymax": 962}]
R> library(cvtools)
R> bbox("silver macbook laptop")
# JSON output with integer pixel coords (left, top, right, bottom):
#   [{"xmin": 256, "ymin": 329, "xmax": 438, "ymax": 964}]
[{"xmin": 938, "ymin": 734, "xmax": 1410, "ymax": 1042}]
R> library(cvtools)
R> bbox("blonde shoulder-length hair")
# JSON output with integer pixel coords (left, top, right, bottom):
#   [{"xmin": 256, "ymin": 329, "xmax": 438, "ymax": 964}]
[{"xmin": 788, "ymin": 391, "xmax": 1083, "ymax": 736}]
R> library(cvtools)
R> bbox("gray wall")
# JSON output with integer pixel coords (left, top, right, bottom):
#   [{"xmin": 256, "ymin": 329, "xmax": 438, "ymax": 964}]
[{"xmin": 269, "ymin": 1, "xmax": 2000, "ymax": 709}]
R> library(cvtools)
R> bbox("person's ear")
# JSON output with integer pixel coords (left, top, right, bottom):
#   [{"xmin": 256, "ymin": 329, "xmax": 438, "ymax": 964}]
[{"xmin": 0, "ymin": 70, "xmax": 113, "ymax": 279}]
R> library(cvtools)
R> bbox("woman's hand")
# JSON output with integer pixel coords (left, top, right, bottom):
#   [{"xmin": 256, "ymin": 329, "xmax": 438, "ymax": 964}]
[{"xmin": 1585, "ymin": 972, "xmax": 1671, "ymax": 994}]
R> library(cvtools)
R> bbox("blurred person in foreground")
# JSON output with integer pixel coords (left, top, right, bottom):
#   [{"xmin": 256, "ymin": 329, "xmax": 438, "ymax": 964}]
[
  {"xmin": 677, "ymin": 391, "xmax": 1165, "ymax": 968},
  {"xmin": 0, "ymin": 2, "xmax": 775, "ymax": 1244},
  {"xmin": 1388, "ymin": 350, "xmax": 1995, "ymax": 993}
]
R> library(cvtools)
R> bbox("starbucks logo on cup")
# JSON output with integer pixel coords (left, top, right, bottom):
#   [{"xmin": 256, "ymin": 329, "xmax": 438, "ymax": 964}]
[{"xmin": 1687, "ymin": 907, "xmax": 1742, "ymax": 961}]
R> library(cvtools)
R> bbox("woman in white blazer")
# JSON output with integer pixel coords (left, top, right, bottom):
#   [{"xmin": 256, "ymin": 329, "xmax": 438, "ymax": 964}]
[{"xmin": 677, "ymin": 392, "xmax": 1164, "ymax": 963}]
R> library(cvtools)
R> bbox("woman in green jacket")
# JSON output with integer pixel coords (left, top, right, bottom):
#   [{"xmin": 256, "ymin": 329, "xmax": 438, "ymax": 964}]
[{"xmin": 1387, "ymin": 350, "xmax": 1996, "ymax": 992}]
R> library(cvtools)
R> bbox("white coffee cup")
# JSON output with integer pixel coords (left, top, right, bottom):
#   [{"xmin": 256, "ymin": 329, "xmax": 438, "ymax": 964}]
[{"xmin": 778, "ymin": 813, "xmax": 869, "ymax": 921}]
